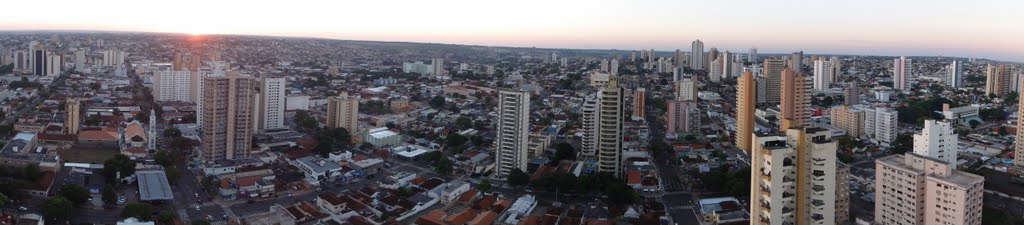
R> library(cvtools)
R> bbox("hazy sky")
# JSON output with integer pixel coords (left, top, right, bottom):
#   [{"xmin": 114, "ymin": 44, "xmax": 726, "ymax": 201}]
[{"xmin": 2, "ymin": 0, "xmax": 1022, "ymax": 61}]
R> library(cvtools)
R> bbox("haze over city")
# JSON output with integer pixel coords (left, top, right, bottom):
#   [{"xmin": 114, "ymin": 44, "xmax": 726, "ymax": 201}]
[{"xmin": 1, "ymin": 0, "xmax": 1022, "ymax": 61}]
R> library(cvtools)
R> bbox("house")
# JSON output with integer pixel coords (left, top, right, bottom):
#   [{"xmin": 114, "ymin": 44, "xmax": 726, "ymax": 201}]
[
  {"xmin": 290, "ymin": 156, "xmax": 344, "ymax": 186},
  {"xmin": 441, "ymin": 180, "xmax": 470, "ymax": 204}
]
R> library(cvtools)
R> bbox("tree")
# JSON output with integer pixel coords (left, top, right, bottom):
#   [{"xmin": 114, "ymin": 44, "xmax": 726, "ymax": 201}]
[
  {"xmin": 396, "ymin": 186, "xmax": 413, "ymax": 197},
  {"xmin": 104, "ymin": 154, "xmax": 135, "ymax": 183},
  {"xmin": 455, "ymin": 116, "xmax": 472, "ymax": 129},
  {"xmin": 604, "ymin": 183, "xmax": 638, "ymax": 204},
  {"xmin": 890, "ymin": 133, "xmax": 913, "ymax": 154},
  {"xmin": 60, "ymin": 184, "xmax": 91, "ymax": 205},
  {"xmin": 552, "ymin": 143, "xmax": 576, "ymax": 162},
  {"xmin": 121, "ymin": 203, "xmax": 155, "ymax": 221},
  {"xmin": 433, "ymin": 157, "xmax": 453, "ymax": 175},
  {"xmin": 40, "ymin": 197, "xmax": 73, "ymax": 224},
  {"xmin": 428, "ymin": 95, "xmax": 446, "ymax": 108},
  {"xmin": 477, "ymin": 179, "xmax": 491, "ymax": 192},
  {"xmin": 0, "ymin": 193, "xmax": 7, "ymax": 207},
  {"xmin": 102, "ymin": 186, "xmax": 116, "ymax": 204},
  {"xmin": 191, "ymin": 219, "xmax": 211, "ymax": 225},
  {"xmin": 22, "ymin": 164, "xmax": 40, "ymax": 180},
  {"xmin": 154, "ymin": 150, "xmax": 174, "ymax": 167},
  {"xmin": 505, "ymin": 168, "xmax": 528, "ymax": 186},
  {"xmin": 157, "ymin": 210, "xmax": 176, "ymax": 223},
  {"xmin": 969, "ymin": 120, "xmax": 981, "ymax": 128},
  {"xmin": 163, "ymin": 128, "xmax": 182, "ymax": 137},
  {"xmin": 446, "ymin": 134, "xmax": 468, "ymax": 148}
]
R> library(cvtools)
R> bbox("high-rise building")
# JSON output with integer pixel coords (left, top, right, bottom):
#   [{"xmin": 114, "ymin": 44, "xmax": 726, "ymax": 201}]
[
  {"xmin": 830, "ymin": 105, "xmax": 865, "ymax": 139},
  {"xmin": 666, "ymin": 100, "xmax": 700, "ymax": 138},
  {"xmin": 610, "ymin": 59, "xmax": 619, "ymax": 75},
  {"xmin": 863, "ymin": 107, "xmax": 898, "ymax": 147},
  {"xmin": 581, "ymin": 94, "xmax": 598, "ymax": 158},
  {"xmin": 874, "ymin": 153, "xmax": 984, "ymax": 225},
  {"xmin": 173, "ymin": 52, "xmax": 201, "ymax": 71},
  {"xmin": 913, "ymin": 120, "xmax": 957, "ymax": 165},
  {"xmin": 788, "ymin": 51, "xmax": 804, "ymax": 71},
  {"xmin": 596, "ymin": 76, "xmax": 624, "ymax": 177},
  {"xmin": 812, "ymin": 59, "xmax": 833, "ymax": 91},
  {"xmin": 762, "ymin": 58, "xmax": 786, "ymax": 104},
  {"xmin": 600, "ymin": 60, "xmax": 610, "ymax": 72},
  {"xmin": 29, "ymin": 42, "xmax": 49, "ymax": 76},
  {"xmin": 708, "ymin": 59, "xmax": 722, "ymax": 83},
  {"xmin": 200, "ymin": 71, "xmax": 256, "ymax": 163},
  {"xmin": 750, "ymin": 127, "xmax": 840, "ymax": 225},
  {"xmin": 1015, "ymin": 87, "xmax": 1024, "ymax": 166},
  {"xmin": 836, "ymin": 162, "xmax": 851, "ymax": 224},
  {"xmin": 493, "ymin": 90, "xmax": 530, "ymax": 179},
  {"xmin": 14, "ymin": 51, "xmax": 27, "ymax": 73},
  {"xmin": 719, "ymin": 52, "xmax": 733, "ymax": 80},
  {"xmin": 829, "ymin": 56, "xmax": 842, "ymax": 79},
  {"xmin": 46, "ymin": 54, "xmax": 62, "ymax": 76},
  {"xmin": 431, "ymin": 58, "xmax": 445, "ymax": 76},
  {"xmin": 893, "ymin": 56, "xmax": 912, "ymax": 91},
  {"xmin": 153, "ymin": 70, "xmax": 194, "ymax": 102},
  {"xmin": 946, "ymin": 61, "xmax": 964, "ymax": 88},
  {"xmin": 844, "ymin": 83, "xmax": 860, "ymax": 105},
  {"xmin": 748, "ymin": 48, "xmax": 758, "ymax": 62},
  {"xmin": 631, "ymin": 88, "xmax": 645, "ymax": 120},
  {"xmin": 706, "ymin": 48, "xmax": 720, "ymax": 72},
  {"xmin": 674, "ymin": 49, "xmax": 684, "ymax": 67},
  {"xmin": 690, "ymin": 40, "xmax": 704, "ymax": 70},
  {"xmin": 780, "ymin": 68, "xmax": 811, "ymax": 130},
  {"xmin": 735, "ymin": 71, "xmax": 755, "ymax": 153},
  {"xmin": 326, "ymin": 92, "xmax": 360, "ymax": 133},
  {"xmin": 65, "ymin": 98, "xmax": 80, "ymax": 134},
  {"xmin": 74, "ymin": 49, "xmax": 86, "ymax": 71},
  {"xmin": 102, "ymin": 50, "xmax": 125, "ymax": 67},
  {"xmin": 259, "ymin": 77, "xmax": 287, "ymax": 131},
  {"xmin": 676, "ymin": 78, "xmax": 697, "ymax": 101},
  {"xmin": 984, "ymin": 64, "xmax": 1012, "ymax": 96}
]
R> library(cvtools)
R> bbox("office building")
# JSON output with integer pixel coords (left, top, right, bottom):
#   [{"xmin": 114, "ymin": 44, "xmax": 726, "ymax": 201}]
[
  {"xmin": 813, "ymin": 59, "xmax": 833, "ymax": 91},
  {"xmin": 327, "ymin": 93, "xmax": 360, "ymax": 133},
  {"xmin": 595, "ymin": 76, "xmax": 625, "ymax": 177},
  {"xmin": 735, "ymin": 71, "xmax": 755, "ymax": 153},
  {"xmin": 690, "ymin": 40, "xmax": 704, "ymax": 70},
  {"xmin": 632, "ymin": 88, "xmax": 645, "ymax": 120},
  {"xmin": 984, "ymin": 64, "xmax": 1013, "ymax": 96},
  {"xmin": 946, "ymin": 61, "xmax": 964, "ymax": 88},
  {"xmin": 864, "ymin": 107, "xmax": 898, "ymax": 147},
  {"xmin": 46, "ymin": 54, "xmax": 61, "ymax": 76},
  {"xmin": 762, "ymin": 58, "xmax": 785, "ymax": 104},
  {"xmin": 200, "ymin": 72, "xmax": 256, "ymax": 163},
  {"xmin": 102, "ymin": 50, "xmax": 125, "ymax": 67},
  {"xmin": 749, "ymin": 127, "xmax": 840, "ymax": 225},
  {"xmin": 29, "ymin": 42, "xmax": 48, "ymax": 76},
  {"xmin": 666, "ymin": 100, "xmax": 700, "ymax": 138},
  {"xmin": 844, "ymin": 83, "xmax": 859, "ymax": 105},
  {"xmin": 780, "ymin": 68, "xmax": 811, "ymax": 130},
  {"xmin": 893, "ymin": 56, "xmax": 912, "ymax": 91},
  {"xmin": 493, "ymin": 90, "xmax": 530, "ymax": 179},
  {"xmin": 912, "ymin": 120, "xmax": 957, "ymax": 165},
  {"xmin": 65, "ymin": 98, "xmax": 80, "ymax": 135},
  {"xmin": 259, "ymin": 77, "xmax": 287, "ymax": 131},
  {"xmin": 581, "ymin": 94, "xmax": 598, "ymax": 157},
  {"xmin": 874, "ymin": 153, "xmax": 984, "ymax": 225},
  {"xmin": 153, "ymin": 70, "xmax": 194, "ymax": 102},
  {"xmin": 830, "ymin": 105, "xmax": 865, "ymax": 139}
]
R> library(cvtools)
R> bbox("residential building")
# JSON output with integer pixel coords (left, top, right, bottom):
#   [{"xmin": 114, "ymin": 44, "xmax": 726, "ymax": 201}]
[
  {"xmin": 1015, "ymin": 90, "xmax": 1024, "ymax": 166},
  {"xmin": 749, "ymin": 127, "xmax": 840, "ymax": 225},
  {"xmin": 632, "ymin": 88, "xmax": 645, "ymax": 120},
  {"xmin": 813, "ymin": 59, "xmax": 833, "ymax": 91},
  {"xmin": 153, "ymin": 70, "xmax": 194, "ymax": 102},
  {"xmin": 829, "ymin": 105, "xmax": 864, "ymax": 139},
  {"xmin": 762, "ymin": 58, "xmax": 785, "ymax": 104},
  {"xmin": 666, "ymin": 100, "xmax": 700, "ymax": 138},
  {"xmin": 200, "ymin": 71, "xmax": 256, "ymax": 163},
  {"xmin": 893, "ymin": 56, "xmax": 912, "ymax": 91},
  {"xmin": 431, "ymin": 58, "xmax": 445, "ymax": 76},
  {"xmin": 326, "ymin": 93, "xmax": 359, "ymax": 133},
  {"xmin": 595, "ymin": 75, "xmax": 624, "ymax": 177},
  {"xmin": 874, "ymin": 153, "xmax": 984, "ymax": 225},
  {"xmin": 259, "ymin": 77, "xmax": 287, "ymax": 131},
  {"xmin": 836, "ymin": 162, "xmax": 850, "ymax": 224},
  {"xmin": 65, "ymin": 98, "xmax": 80, "ymax": 134},
  {"xmin": 676, "ymin": 78, "xmax": 697, "ymax": 101},
  {"xmin": 493, "ymin": 89, "xmax": 530, "ymax": 180},
  {"xmin": 735, "ymin": 71, "xmax": 755, "ymax": 153},
  {"xmin": 864, "ymin": 107, "xmax": 898, "ymax": 147},
  {"xmin": 102, "ymin": 50, "xmax": 125, "ymax": 67},
  {"xmin": 946, "ymin": 61, "xmax": 963, "ymax": 88},
  {"xmin": 844, "ymin": 83, "xmax": 859, "ymax": 105},
  {"xmin": 913, "ymin": 120, "xmax": 957, "ymax": 165},
  {"xmin": 581, "ymin": 94, "xmax": 598, "ymax": 157},
  {"xmin": 690, "ymin": 40, "xmax": 704, "ymax": 70},
  {"xmin": 780, "ymin": 68, "xmax": 811, "ymax": 130},
  {"xmin": 985, "ymin": 64, "xmax": 1013, "ymax": 96}
]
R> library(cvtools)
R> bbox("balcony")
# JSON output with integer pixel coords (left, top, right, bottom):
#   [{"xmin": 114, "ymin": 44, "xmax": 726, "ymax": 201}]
[
  {"xmin": 782, "ymin": 206, "xmax": 794, "ymax": 214},
  {"xmin": 811, "ymin": 214, "xmax": 824, "ymax": 222},
  {"xmin": 812, "ymin": 185, "xmax": 825, "ymax": 192}
]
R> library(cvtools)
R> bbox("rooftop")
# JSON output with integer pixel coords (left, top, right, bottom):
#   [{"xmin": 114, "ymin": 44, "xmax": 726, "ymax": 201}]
[{"xmin": 137, "ymin": 170, "xmax": 174, "ymax": 201}]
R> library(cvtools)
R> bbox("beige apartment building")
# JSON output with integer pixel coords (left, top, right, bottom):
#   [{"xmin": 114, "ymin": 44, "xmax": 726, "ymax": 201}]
[
  {"xmin": 735, "ymin": 71, "xmax": 755, "ymax": 153},
  {"xmin": 65, "ymin": 98, "xmax": 80, "ymax": 135},
  {"xmin": 829, "ymin": 105, "xmax": 864, "ymax": 138},
  {"xmin": 874, "ymin": 153, "xmax": 984, "ymax": 225},
  {"xmin": 200, "ymin": 71, "xmax": 256, "ymax": 163},
  {"xmin": 780, "ymin": 68, "xmax": 812, "ymax": 131},
  {"xmin": 750, "ymin": 127, "xmax": 842, "ymax": 225},
  {"xmin": 326, "ymin": 93, "xmax": 360, "ymax": 133},
  {"xmin": 595, "ymin": 75, "xmax": 624, "ymax": 177}
]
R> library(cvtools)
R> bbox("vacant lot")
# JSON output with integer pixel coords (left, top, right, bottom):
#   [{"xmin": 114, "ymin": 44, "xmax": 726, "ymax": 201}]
[{"xmin": 60, "ymin": 147, "xmax": 118, "ymax": 164}]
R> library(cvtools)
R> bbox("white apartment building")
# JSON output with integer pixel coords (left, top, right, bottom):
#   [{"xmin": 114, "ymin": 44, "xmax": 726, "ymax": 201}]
[
  {"xmin": 676, "ymin": 78, "xmax": 697, "ymax": 101},
  {"xmin": 874, "ymin": 153, "xmax": 984, "ymax": 225},
  {"xmin": 946, "ymin": 61, "xmax": 963, "ymax": 88},
  {"xmin": 813, "ymin": 60, "xmax": 833, "ymax": 91},
  {"xmin": 750, "ymin": 127, "xmax": 840, "ymax": 225},
  {"xmin": 493, "ymin": 90, "xmax": 530, "ymax": 180},
  {"xmin": 595, "ymin": 76, "xmax": 624, "ymax": 177},
  {"xmin": 102, "ymin": 50, "xmax": 125, "ymax": 67},
  {"xmin": 581, "ymin": 95, "xmax": 598, "ymax": 158},
  {"xmin": 862, "ymin": 106, "xmax": 898, "ymax": 147},
  {"xmin": 913, "ymin": 120, "xmax": 957, "ymax": 165},
  {"xmin": 153, "ymin": 70, "xmax": 194, "ymax": 102},
  {"xmin": 708, "ymin": 59, "xmax": 721, "ymax": 83},
  {"xmin": 259, "ymin": 77, "xmax": 287, "ymax": 131},
  {"xmin": 690, "ymin": 40, "xmax": 705, "ymax": 70},
  {"xmin": 893, "ymin": 56, "xmax": 912, "ymax": 91}
]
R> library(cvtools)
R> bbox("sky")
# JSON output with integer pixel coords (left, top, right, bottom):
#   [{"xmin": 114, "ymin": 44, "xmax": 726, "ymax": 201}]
[{"xmin": 1, "ymin": 0, "xmax": 1022, "ymax": 61}]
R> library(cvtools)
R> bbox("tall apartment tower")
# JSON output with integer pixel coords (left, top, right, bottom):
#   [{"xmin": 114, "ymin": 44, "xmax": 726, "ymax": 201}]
[
  {"xmin": 148, "ymin": 110, "xmax": 157, "ymax": 150},
  {"xmin": 829, "ymin": 56, "xmax": 842, "ymax": 78},
  {"xmin": 708, "ymin": 59, "xmax": 722, "ymax": 83},
  {"xmin": 666, "ymin": 100, "xmax": 700, "ymax": 137},
  {"xmin": 153, "ymin": 70, "xmax": 194, "ymax": 102},
  {"xmin": 762, "ymin": 58, "xmax": 786, "ymax": 104},
  {"xmin": 788, "ymin": 51, "xmax": 804, "ymax": 71},
  {"xmin": 874, "ymin": 153, "xmax": 984, "ymax": 225},
  {"xmin": 74, "ymin": 49, "xmax": 86, "ymax": 71},
  {"xmin": 690, "ymin": 40, "xmax": 704, "ymax": 70},
  {"xmin": 580, "ymin": 94, "xmax": 599, "ymax": 157},
  {"xmin": 326, "ymin": 93, "xmax": 360, "ymax": 133},
  {"xmin": 493, "ymin": 90, "xmax": 531, "ymax": 179},
  {"xmin": 258, "ymin": 77, "xmax": 287, "ymax": 131},
  {"xmin": 735, "ymin": 71, "xmax": 755, "ymax": 153},
  {"xmin": 595, "ymin": 76, "xmax": 625, "ymax": 177},
  {"xmin": 676, "ymin": 78, "xmax": 697, "ymax": 101},
  {"xmin": 750, "ymin": 127, "xmax": 840, "ymax": 225},
  {"xmin": 844, "ymin": 83, "xmax": 860, "ymax": 105},
  {"xmin": 173, "ymin": 52, "xmax": 201, "ymax": 71},
  {"xmin": 812, "ymin": 59, "xmax": 833, "ymax": 91},
  {"xmin": 984, "ymin": 64, "xmax": 1013, "ymax": 96},
  {"xmin": 830, "ymin": 105, "xmax": 865, "ymax": 139},
  {"xmin": 780, "ymin": 68, "xmax": 812, "ymax": 130},
  {"xmin": 1015, "ymin": 84, "xmax": 1024, "ymax": 166},
  {"xmin": 631, "ymin": 88, "xmax": 645, "ymax": 120},
  {"xmin": 65, "ymin": 98, "xmax": 80, "ymax": 134},
  {"xmin": 748, "ymin": 48, "xmax": 758, "ymax": 63},
  {"xmin": 720, "ymin": 51, "xmax": 733, "ymax": 80},
  {"xmin": 706, "ymin": 48, "xmax": 720, "ymax": 72},
  {"xmin": 102, "ymin": 50, "xmax": 125, "ymax": 67},
  {"xmin": 946, "ymin": 61, "xmax": 964, "ymax": 88},
  {"xmin": 200, "ymin": 71, "xmax": 256, "ymax": 163},
  {"xmin": 431, "ymin": 58, "xmax": 444, "ymax": 76},
  {"xmin": 893, "ymin": 56, "xmax": 912, "ymax": 91},
  {"xmin": 864, "ymin": 107, "xmax": 899, "ymax": 147},
  {"xmin": 913, "ymin": 120, "xmax": 957, "ymax": 165}
]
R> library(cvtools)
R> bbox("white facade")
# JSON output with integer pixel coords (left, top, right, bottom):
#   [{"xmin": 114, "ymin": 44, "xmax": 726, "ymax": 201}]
[
  {"xmin": 286, "ymin": 95, "xmax": 310, "ymax": 111},
  {"xmin": 875, "ymin": 153, "xmax": 984, "ymax": 225},
  {"xmin": 74, "ymin": 49, "xmax": 86, "ymax": 71},
  {"xmin": 946, "ymin": 61, "xmax": 964, "ymax": 88},
  {"xmin": 863, "ymin": 107, "xmax": 898, "ymax": 147},
  {"xmin": 750, "ymin": 128, "xmax": 839, "ymax": 225},
  {"xmin": 708, "ymin": 59, "xmax": 721, "ymax": 83},
  {"xmin": 596, "ymin": 77, "xmax": 624, "ymax": 177},
  {"xmin": 893, "ymin": 56, "xmax": 912, "ymax": 91},
  {"xmin": 493, "ymin": 90, "xmax": 530, "ymax": 179},
  {"xmin": 813, "ymin": 60, "xmax": 833, "ymax": 91},
  {"xmin": 913, "ymin": 120, "xmax": 957, "ymax": 165},
  {"xmin": 102, "ymin": 50, "xmax": 125, "ymax": 67},
  {"xmin": 153, "ymin": 70, "xmax": 193, "ymax": 102},
  {"xmin": 581, "ymin": 94, "xmax": 598, "ymax": 157},
  {"xmin": 690, "ymin": 40, "xmax": 705, "ymax": 70},
  {"xmin": 259, "ymin": 77, "xmax": 287, "ymax": 130},
  {"xmin": 677, "ymin": 78, "xmax": 697, "ymax": 101}
]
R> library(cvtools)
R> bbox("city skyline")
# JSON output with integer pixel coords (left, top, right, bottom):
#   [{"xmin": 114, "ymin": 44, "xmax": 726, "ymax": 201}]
[{"xmin": 1, "ymin": 0, "xmax": 1023, "ymax": 61}]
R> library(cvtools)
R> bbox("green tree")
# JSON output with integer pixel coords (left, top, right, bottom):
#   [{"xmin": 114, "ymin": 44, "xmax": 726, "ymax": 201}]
[
  {"xmin": 428, "ymin": 95, "xmax": 446, "ymax": 108},
  {"xmin": 121, "ymin": 203, "xmax": 155, "ymax": 220},
  {"xmin": 455, "ymin": 116, "xmax": 472, "ymax": 129},
  {"xmin": 102, "ymin": 186, "xmax": 116, "ymax": 204},
  {"xmin": 154, "ymin": 150, "xmax": 174, "ymax": 167},
  {"xmin": 103, "ymin": 154, "xmax": 135, "ymax": 183},
  {"xmin": 191, "ymin": 219, "xmax": 212, "ymax": 225},
  {"xmin": 40, "ymin": 197, "xmax": 73, "ymax": 224},
  {"xmin": 59, "ymin": 184, "xmax": 91, "ymax": 205},
  {"xmin": 446, "ymin": 134, "xmax": 468, "ymax": 148},
  {"xmin": 396, "ymin": 186, "xmax": 413, "ymax": 197},
  {"xmin": 890, "ymin": 133, "xmax": 913, "ymax": 154},
  {"xmin": 157, "ymin": 210, "xmax": 176, "ymax": 223},
  {"xmin": 551, "ymin": 143, "xmax": 576, "ymax": 162},
  {"xmin": 477, "ymin": 179, "xmax": 491, "ymax": 192},
  {"xmin": 433, "ymin": 157, "xmax": 453, "ymax": 175},
  {"xmin": 163, "ymin": 128, "xmax": 182, "ymax": 137},
  {"xmin": 0, "ymin": 193, "xmax": 7, "ymax": 207},
  {"xmin": 604, "ymin": 183, "xmax": 638, "ymax": 204},
  {"xmin": 505, "ymin": 168, "xmax": 528, "ymax": 186}
]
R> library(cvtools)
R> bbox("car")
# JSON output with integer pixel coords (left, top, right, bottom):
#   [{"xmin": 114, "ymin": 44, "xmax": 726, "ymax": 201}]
[
  {"xmin": 287, "ymin": 193, "xmax": 294, "ymax": 198},
  {"xmin": 195, "ymin": 193, "xmax": 199, "ymax": 198},
  {"xmin": 17, "ymin": 206, "xmax": 27, "ymax": 211},
  {"xmin": 195, "ymin": 205, "xmax": 201, "ymax": 211}
]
